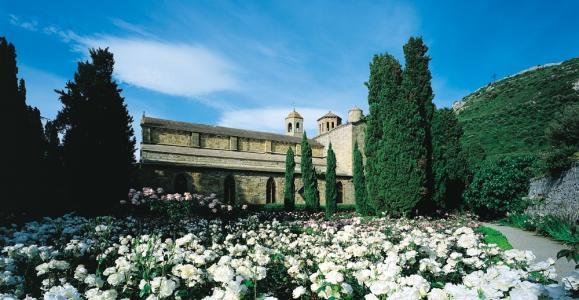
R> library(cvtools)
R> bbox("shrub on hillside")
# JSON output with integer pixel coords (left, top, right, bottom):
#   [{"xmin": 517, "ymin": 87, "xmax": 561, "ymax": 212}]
[
  {"xmin": 464, "ymin": 155, "xmax": 536, "ymax": 219},
  {"xmin": 545, "ymin": 104, "xmax": 579, "ymax": 174}
]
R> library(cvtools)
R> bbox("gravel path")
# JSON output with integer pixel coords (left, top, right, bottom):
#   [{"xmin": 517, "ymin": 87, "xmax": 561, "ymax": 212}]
[{"xmin": 482, "ymin": 222, "xmax": 576, "ymax": 281}]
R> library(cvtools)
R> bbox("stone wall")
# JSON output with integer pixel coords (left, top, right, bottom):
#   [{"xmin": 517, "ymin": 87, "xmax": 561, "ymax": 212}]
[
  {"xmin": 139, "ymin": 165, "xmax": 355, "ymax": 205},
  {"xmin": 313, "ymin": 121, "xmax": 366, "ymax": 176},
  {"xmin": 527, "ymin": 163, "xmax": 579, "ymax": 205},
  {"xmin": 147, "ymin": 126, "xmax": 324, "ymax": 157},
  {"xmin": 525, "ymin": 163, "xmax": 578, "ymax": 224}
]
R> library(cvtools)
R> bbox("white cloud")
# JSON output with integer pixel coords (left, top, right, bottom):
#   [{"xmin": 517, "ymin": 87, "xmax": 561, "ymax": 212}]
[
  {"xmin": 218, "ymin": 107, "xmax": 332, "ymax": 134},
  {"xmin": 9, "ymin": 14, "xmax": 38, "ymax": 31},
  {"xmin": 78, "ymin": 37, "xmax": 240, "ymax": 98}
]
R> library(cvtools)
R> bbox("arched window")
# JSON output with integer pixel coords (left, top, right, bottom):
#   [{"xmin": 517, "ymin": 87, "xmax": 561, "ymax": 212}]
[
  {"xmin": 266, "ymin": 177, "xmax": 276, "ymax": 204},
  {"xmin": 336, "ymin": 182, "xmax": 343, "ymax": 204},
  {"xmin": 288, "ymin": 122, "xmax": 293, "ymax": 132},
  {"xmin": 326, "ymin": 122, "xmax": 330, "ymax": 131},
  {"xmin": 296, "ymin": 122, "xmax": 300, "ymax": 130},
  {"xmin": 224, "ymin": 175, "xmax": 236, "ymax": 204},
  {"xmin": 332, "ymin": 122, "xmax": 335, "ymax": 128},
  {"xmin": 174, "ymin": 174, "xmax": 187, "ymax": 194}
]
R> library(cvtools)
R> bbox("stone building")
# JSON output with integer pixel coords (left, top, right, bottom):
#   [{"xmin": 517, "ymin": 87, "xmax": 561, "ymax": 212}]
[{"xmin": 139, "ymin": 107, "xmax": 366, "ymax": 205}]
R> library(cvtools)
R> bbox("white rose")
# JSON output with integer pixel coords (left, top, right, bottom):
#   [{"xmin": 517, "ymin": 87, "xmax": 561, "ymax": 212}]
[
  {"xmin": 292, "ymin": 286, "xmax": 306, "ymax": 299},
  {"xmin": 427, "ymin": 288, "xmax": 449, "ymax": 300}
]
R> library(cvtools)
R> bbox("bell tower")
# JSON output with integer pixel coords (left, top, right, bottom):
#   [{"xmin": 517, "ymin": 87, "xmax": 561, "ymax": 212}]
[{"xmin": 285, "ymin": 109, "xmax": 303, "ymax": 137}]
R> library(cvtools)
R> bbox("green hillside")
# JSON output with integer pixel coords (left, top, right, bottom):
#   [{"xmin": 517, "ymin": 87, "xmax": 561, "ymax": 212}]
[{"xmin": 455, "ymin": 57, "xmax": 579, "ymax": 168}]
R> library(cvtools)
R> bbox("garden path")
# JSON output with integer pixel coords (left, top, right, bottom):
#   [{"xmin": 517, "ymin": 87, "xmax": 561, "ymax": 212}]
[{"xmin": 482, "ymin": 222, "xmax": 576, "ymax": 281}]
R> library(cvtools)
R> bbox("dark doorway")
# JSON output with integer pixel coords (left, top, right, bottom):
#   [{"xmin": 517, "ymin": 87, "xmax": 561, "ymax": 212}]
[
  {"xmin": 174, "ymin": 174, "xmax": 187, "ymax": 194},
  {"xmin": 266, "ymin": 177, "xmax": 276, "ymax": 204},
  {"xmin": 336, "ymin": 182, "xmax": 343, "ymax": 204},
  {"xmin": 224, "ymin": 175, "xmax": 236, "ymax": 204}
]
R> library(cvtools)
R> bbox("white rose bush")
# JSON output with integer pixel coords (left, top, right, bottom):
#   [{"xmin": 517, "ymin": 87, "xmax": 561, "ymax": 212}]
[{"xmin": 0, "ymin": 189, "xmax": 577, "ymax": 299}]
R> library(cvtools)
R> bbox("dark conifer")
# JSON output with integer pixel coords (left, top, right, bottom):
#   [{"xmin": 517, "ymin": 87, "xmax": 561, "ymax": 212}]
[
  {"xmin": 56, "ymin": 48, "xmax": 136, "ymax": 214},
  {"xmin": 283, "ymin": 147, "xmax": 296, "ymax": 210},
  {"xmin": 364, "ymin": 53, "xmax": 403, "ymax": 214},
  {"xmin": 300, "ymin": 132, "xmax": 319, "ymax": 211},
  {"xmin": 325, "ymin": 143, "xmax": 337, "ymax": 217},
  {"xmin": 353, "ymin": 141, "xmax": 368, "ymax": 215},
  {"xmin": 0, "ymin": 37, "xmax": 46, "ymax": 218}
]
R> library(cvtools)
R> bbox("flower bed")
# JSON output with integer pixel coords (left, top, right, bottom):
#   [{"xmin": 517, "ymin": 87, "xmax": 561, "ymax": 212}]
[{"xmin": 0, "ymin": 211, "xmax": 577, "ymax": 299}]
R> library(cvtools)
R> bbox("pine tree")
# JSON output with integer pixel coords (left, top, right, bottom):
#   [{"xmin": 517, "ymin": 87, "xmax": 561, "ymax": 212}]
[
  {"xmin": 0, "ymin": 37, "xmax": 46, "ymax": 217},
  {"xmin": 284, "ymin": 147, "xmax": 296, "ymax": 211},
  {"xmin": 364, "ymin": 53, "xmax": 403, "ymax": 214},
  {"xmin": 56, "ymin": 48, "xmax": 136, "ymax": 214},
  {"xmin": 353, "ymin": 141, "xmax": 368, "ymax": 215},
  {"xmin": 300, "ymin": 132, "xmax": 319, "ymax": 211},
  {"xmin": 400, "ymin": 36, "xmax": 435, "ymax": 213},
  {"xmin": 432, "ymin": 108, "xmax": 467, "ymax": 209},
  {"xmin": 325, "ymin": 143, "xmax": 337, "ymax": 217}
]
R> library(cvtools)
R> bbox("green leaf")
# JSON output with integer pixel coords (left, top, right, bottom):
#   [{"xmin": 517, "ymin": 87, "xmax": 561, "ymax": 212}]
[{"xmin": 139, "ymin": 283, "xmax": 151, "ymax": 298}]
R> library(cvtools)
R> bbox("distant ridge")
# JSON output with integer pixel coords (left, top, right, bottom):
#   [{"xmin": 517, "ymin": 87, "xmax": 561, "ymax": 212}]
[{"xmin": 454, "ymin": 57, "xmax": 579, "ymax": 164}]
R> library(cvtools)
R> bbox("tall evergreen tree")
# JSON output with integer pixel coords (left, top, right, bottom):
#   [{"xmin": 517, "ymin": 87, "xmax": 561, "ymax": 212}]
[
  {"xmin": 402, "ymin": 37, "xmax": 434, "ymax": 210},
  {"xmin": 325, "ymin": 143, "xmax": 337, "ymax": 217},
  {"xmin": 55, "ymin": 48, "xmax": 136, "ymax": 214},
  {"xmin": 364, "ymin": 53, "xmax": 403, "ymax": 213},
  {"xmin": 432, "ymin": 108, "xmax": 467, "ymax": 209},
  {"xmin": 0, "ymin": 37, "xmax": 46, "ymax": 217},
  {"xmin": 353, "ymin": 141, "xmax": 368, "ymax": 215},
  {"xmin": 382, "ymin": 38, "xmax": 433, "ymax": 214},
  {"xmin": 283, "ymin": 147, "xmax": 296, "ymax": 211},
  {"xmin": 300, "ymin": 132, "xmax": 319, "ymax": 211}
]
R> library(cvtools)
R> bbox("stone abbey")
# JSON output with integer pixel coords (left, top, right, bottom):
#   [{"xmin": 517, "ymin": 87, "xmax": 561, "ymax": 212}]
[{"xmin": 138, "ymin": 107, "xmax": 366, "ymax": 205}]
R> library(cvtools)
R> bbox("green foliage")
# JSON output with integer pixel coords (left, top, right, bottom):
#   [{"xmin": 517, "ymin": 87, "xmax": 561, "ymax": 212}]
[
  {"xmin": 501, "ymin": 213, "xmax": 536, "ymax": 231},
  {"xmin": 325, "ymin": 143, "xmax": 337, "ymax": 217},
  {"xmin": 545, "ymin": 104, "xmax": 579, "ymax": 173},
  {"xmin": 364, "ymin": 37, "xmax": 436, "ymax": 216},
  {"xmin": 476, "ymin": 226, "xmax": 513, "ymax": 250},
  {"xmin": 300, "ymin": 132, "xmax": 320, "ymax": 211},
  {"xmin": 464, "ymin": 155, "xmax": 536, "ymax": 219},
  {"xmin": 283, "ymin": 147, "xmax": 296, "ymax": 211},
  {"xmin": 364, "ymin": 53, "xmax": 402, "ymax": 213},
  {"xmin": 457, "ymin": 58, "xmax": 579, "ymax": 173},
  {"xmin": 55, "ymin": 48, "xmax": 136, "ymax": 215},
  {"xmin": 401, "ymin": 36, "xmax": 435, "ymax": 212},
  {"xmin": 353, "ymin": 142, "xmax": 369, "ymax": 215},
  {"xmin": 432, "ymin": 108, "xmax": 467, "ymax": 209},
  {"xmin": 538, "ymin": 215, "xmax": 579, "ymax": 245}
]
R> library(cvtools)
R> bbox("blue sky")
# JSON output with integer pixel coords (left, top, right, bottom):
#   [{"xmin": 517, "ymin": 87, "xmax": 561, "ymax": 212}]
[{"xmin": 2, "ymin": 0, "xmax": 579, "ymax": 139}]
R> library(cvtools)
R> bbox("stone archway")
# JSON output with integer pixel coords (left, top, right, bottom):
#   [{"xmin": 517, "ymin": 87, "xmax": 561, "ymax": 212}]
[
  {"xmin": 266, "ymin": 177, "xmax": 276, "ymax": 204},
  {"xmin": 224, "ymin": 175, "xmax": 236, "ymax": 204},
  {"xmin": 174, "ymin": 173, "xmax": 188, "ymax": 194},
  {"xmin": 336, "ymin": 182, "xmax": 343, "ymax": 204}
]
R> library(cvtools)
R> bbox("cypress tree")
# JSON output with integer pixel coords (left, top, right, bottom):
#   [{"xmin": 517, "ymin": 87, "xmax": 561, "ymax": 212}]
[
  {"xmin": 0, "ymin": 37, "xmax": 46, "ymax": 217},
  {"xmin": 353, "ymin": 141, "xmax": 368, "ymax": 215},
  {"xmin": 300, "ymin": 132, "xmax": 319, "ymax": 211},
  {"xmin": 365, "ymin": 53, "xmax": 403, "ymax": 214},
  {"xmin": 400, "ymin": 36, "xmax": 435, "ymax": 213},
  {"xmin": 432, "ymin": 108, "xmax": 467, "ymax": 209},
  {"xmin": 284, "ymin": 147, "xmax": 296, "ymax": 210},
  {"xmin": 56, "ymin": 48, "xmax": 136, "ymax": 215},
  {"xmin": 325, "ymin": 143, "xmax": 337, "ymax": 217}
]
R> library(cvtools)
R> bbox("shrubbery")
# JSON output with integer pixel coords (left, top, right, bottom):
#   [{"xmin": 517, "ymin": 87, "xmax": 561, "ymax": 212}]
[{"xmin": 464, "ymin": 155, "xmax": 536, "ymax": 219}]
